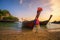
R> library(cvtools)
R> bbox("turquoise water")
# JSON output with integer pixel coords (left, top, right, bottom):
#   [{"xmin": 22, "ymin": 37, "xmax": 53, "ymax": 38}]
[
  {"xmin": 47, "ymin": 22, "xmax": 60, "ymax": 29},
  {"xmin": 0, "ymin": 22, "xmax": 60, "ymax": 31},
  {"xmin": 0, "ymin": 22, "xmax": 22, "ymax": 30}
]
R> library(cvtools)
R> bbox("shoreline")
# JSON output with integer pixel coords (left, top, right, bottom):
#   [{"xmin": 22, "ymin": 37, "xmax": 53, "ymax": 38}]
[{"xmin": 0, "ymin": 29, "xmax": 60, "ymax": 40}]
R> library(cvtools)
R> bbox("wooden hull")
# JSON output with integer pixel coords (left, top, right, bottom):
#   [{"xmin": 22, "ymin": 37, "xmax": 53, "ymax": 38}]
[{"xmin": 22, "ymin": 20, "xmax": 48, "ymax": 28}]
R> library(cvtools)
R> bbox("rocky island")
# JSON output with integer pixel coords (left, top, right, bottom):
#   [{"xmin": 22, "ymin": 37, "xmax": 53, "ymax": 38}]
[{"xmin": 0, "ymin": 9, "xmax": 19, "ymax": 22}]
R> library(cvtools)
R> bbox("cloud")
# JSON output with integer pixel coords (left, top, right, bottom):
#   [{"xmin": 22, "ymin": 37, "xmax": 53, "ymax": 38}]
[
  {"xmin": 50, "ymin": 0, "xmax": 60, "ymax": 15},
  {"xmin": 20, "ymin": 0, "xmax": 23, "ymax": 4},
  {"xmin": 28, "ymin": 0, "xmax": 51, "ymax": 8},
  {"xmin": 28, "ymin": 0, "xmax": 52, "ymax": 17},
  {"xmin": 19, "ymin": 0, "xmax": 60, "ymax": 21},
  {"xmin": 49, "ymin": 0, "xmax": 60, "ymax": 21}
]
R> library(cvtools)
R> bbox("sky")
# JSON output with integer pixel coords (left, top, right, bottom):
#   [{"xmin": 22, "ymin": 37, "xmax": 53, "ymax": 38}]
[{"xmin": 0, "ymin": 0, "xmax": 60, "ymax": 22}]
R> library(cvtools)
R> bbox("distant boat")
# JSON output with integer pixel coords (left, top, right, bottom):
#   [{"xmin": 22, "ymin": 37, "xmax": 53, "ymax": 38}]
[
  {"xmin": 52, "ymin": 21, "xmax": 60, "ymax": 24},
  {"xmin": 22, "ymin": 15, "xmax": 52, "ymax": 28}
]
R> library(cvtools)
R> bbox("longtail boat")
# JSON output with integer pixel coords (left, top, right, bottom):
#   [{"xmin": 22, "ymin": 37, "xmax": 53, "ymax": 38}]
[
  {"xmin": 22, "ymin": 15, "xmax": 52, "ymax": 28},
  {"xmin": 22, "ymin": 7, "xmax": 52, "ymax": 28}
]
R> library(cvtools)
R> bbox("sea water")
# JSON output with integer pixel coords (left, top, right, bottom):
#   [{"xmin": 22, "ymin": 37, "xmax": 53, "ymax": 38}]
[
  {"xmin": 47, "ymin": 22, "xmax": 60, "ymax": 32},
  {"xmin": 47, "ymin": 22, "xmax": 60, "ymax": 29},
  {"xmin": 0, "ymin": 22, "xmax": 22, "ymax": 31}
]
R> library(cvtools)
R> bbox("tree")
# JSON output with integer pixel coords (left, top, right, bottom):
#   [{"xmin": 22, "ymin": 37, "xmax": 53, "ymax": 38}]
[
  {"xmin": 0, "ymin": 9, "xmax": 19, "ymax": 22},
  {"xmin": 2, "ymin": 10, "xmax": 11, "ymax": 16},
  {"xmin": 3, "ymin": 16, "xmax": 19, "ymax": 21},
  {"xmin": 0, "ymin": 9, "xmax": 3, "ymax": 20}
]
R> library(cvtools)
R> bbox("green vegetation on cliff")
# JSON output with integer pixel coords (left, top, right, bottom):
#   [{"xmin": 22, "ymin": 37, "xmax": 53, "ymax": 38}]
[{"xmin": 0, "ymin": 9, "xmax": 19, "ymax": 22}]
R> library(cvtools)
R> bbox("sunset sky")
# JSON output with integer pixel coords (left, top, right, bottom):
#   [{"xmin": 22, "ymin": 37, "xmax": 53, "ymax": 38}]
[{"xmin": 0, "ymin": 0, "xmax": 60, "ymax": 22}]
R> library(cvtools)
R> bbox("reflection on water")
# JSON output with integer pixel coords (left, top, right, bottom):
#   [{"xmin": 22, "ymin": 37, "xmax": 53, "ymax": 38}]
[{"xmin": 0, "ymin": 22, "xmax": 22, "ymax": 31}]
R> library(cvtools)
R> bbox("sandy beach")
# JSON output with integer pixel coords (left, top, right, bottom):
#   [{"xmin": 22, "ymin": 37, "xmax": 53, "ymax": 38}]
[{"xmin": 0, "ymin": 29, "xmax": 60, "ymax": 40}]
